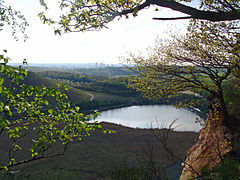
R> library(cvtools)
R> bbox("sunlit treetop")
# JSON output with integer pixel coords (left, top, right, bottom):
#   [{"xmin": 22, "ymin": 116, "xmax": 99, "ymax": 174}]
[
  {"xmin": 38, "ymin": 0, "xmax": 240, "ymax": 34},
  {"xmin": 124, "ymin": 20, "xmax": 239, "ymax": 118}
]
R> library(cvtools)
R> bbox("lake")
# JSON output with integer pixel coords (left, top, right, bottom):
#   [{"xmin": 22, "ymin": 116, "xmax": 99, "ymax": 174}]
[{"xmin": 95, "ymin": 105, "xmax": 202, "ymax": 131}]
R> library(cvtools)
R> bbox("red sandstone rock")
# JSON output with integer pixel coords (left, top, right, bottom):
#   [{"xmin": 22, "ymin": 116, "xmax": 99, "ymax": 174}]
[{"xmin": 179, "ymin": 110, "xmax": 232, "ymax": 180}]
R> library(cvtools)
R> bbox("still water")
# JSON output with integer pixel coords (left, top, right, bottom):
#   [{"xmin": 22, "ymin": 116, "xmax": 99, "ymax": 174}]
[{"xmin": 95, "ymin": 105, "xmax": 202, "ymax": 131}]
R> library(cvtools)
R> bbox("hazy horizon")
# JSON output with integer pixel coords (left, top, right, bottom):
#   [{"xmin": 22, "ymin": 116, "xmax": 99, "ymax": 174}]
[{"xmin": 1, "ymin": 1, "xmax": 190, "ymax": 64}]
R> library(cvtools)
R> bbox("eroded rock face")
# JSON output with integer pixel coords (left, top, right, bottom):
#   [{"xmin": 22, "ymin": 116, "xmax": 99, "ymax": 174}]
[{"xmin": 179, "ymin": 110, "xmax": 232, "ymax": 180}]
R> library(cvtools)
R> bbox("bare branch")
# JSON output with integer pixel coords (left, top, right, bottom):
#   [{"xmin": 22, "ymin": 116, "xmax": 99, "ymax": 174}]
[
  {"xmin": 117, "ymin": 0, "xmax": 240, "ymax": 21},
  {"xmin": 1, "ymin": 143, "xmax": 69, "ymax": 171},
  {"xmin": 153, "ymin": 16, "xmax": 192, "ymax": 21},
  {"xmin": 150, "ymin": 119, "xmax": 200, "ymax": 177}
]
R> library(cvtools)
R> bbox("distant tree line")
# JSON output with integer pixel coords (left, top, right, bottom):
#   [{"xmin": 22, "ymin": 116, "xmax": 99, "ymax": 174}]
[{"xmin": 38, "ymin": 70, "xmax": 139, "ymax": 97}]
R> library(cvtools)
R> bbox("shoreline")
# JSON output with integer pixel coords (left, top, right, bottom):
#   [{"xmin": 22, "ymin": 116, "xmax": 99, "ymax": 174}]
[{"xmin": 81, "ymin": 101, "xmax": 208, "ymax": 120}]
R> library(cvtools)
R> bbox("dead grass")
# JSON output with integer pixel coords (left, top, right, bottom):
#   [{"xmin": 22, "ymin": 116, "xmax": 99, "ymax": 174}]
[{"xmin": 0, "ymin": 122, "xmax": 199, "ymax": 179}]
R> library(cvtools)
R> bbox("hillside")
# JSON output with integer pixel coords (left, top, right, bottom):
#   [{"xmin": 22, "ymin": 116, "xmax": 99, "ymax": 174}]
[
  {"xmin": 21, "ymin": 71, "xmax": 91, "ymax": 103},
  {"xmin": 0, "ymin": 122, "xmax": 199, "ymax": 180},
  {"xmin": 16, "ymin": 71, "xmax": 129, "ymax": 105}
]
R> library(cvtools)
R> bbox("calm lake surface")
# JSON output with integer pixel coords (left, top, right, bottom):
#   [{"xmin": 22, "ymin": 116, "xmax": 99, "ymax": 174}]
[{"xmin": 95, "ymin": 105, "xmax": 202, "ymax": 131}]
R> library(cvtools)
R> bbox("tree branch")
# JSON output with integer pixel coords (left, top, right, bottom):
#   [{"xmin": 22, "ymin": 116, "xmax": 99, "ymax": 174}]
[
  {"xmin": 153, "ymin": 16, "xmax": 192, "ymax": 20},
  {"xmin": 150, "ymin": 120, "xmax": 200, "ymax": 177},
  {"xmin": 116, "ymin": 0, "xmax": 240, "ymax": 21},
  {"xmin": 0, "ymin": 143, "xmax": 69, "ymax": 171}
]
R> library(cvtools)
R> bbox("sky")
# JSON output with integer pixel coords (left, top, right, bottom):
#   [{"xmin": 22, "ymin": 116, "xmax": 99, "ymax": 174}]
[{"xmin": 0, "ymin": 0, "xmax": 192, "ymax": 64}]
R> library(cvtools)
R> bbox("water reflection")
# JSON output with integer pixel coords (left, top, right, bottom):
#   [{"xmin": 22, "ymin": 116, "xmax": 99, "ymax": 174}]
[{"xmin": 95, "ymin": 105, "xmax": 202, "ymax": 132}]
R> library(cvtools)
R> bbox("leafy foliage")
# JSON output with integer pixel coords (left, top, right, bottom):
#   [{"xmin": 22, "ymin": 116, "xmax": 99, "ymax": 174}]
[
  {"xmin": 200, "ymin": 156, "xmax": 240, "ymax": 179},
  {"xmin": 111, "ymin": 160, "xmax": 169, "ymax": 180},
  {"xmin": 38, "ymin": 0, "xmax": 142, "ymax": 34},
  {"xmin": 125, "ymin": 20, "xmax": 239, "ymax": 125},
  {"xmin": 0, "ymin": 51, "xmax": 108, "ymax": 170},
  {"xmin": 0, "ymin": 0, "xmax": 29, "ymax": 41},
  {"xmin": 224, "ymin": 81, "xmax": 240, "ymax": 119},
  {"xmin": 38, "ymin": 0, "xmax": 240, "ymax": 34}
]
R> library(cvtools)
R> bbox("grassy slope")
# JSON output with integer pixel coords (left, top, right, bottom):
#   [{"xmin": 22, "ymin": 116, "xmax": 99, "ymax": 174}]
[
  {"xmin": 23, "ymin": 71, "xmax": 90, "ymax": 103},
  {"xmin": 0, "ymin": 122, "xmax": 199, "ymax": 180},
  {"xmin": 23, "ymin": 71, "xmax": 127, "ymax": 104}
]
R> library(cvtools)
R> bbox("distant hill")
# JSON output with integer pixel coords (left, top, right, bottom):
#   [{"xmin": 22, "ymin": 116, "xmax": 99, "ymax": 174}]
[
  {"xmin": 26, "ymin": 71, "xmax": 93, "ymax": 103},
  {"xmin": 14, "ymin": 71, "xmax": 129, "ymax": 106},
  {"xmin": 2, "ymin": 71, "xmax": 91, "ymax": 104},
  {"xmin": 9, "ymin": 63, "xmax": 124, "ymax": 71},
  {"xmin": 9, "ymin": 63, "xmax": 135, "ymax": 77},
  {"xmin": 37, "ymin": 67, "xmax": 136, "ymax": 78}
]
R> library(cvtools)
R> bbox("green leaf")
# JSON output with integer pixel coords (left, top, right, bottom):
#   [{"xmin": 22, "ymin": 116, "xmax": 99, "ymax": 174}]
[
  {"xmin": 132, "ymin": 7, "xmax": 138, "ymax": 17},
  {"xmin": 75, "ymin": 106, "xmax": 80, "ymax": 112},
  {"xmin": 17, "ymin": 107, "xmax": 22, "ymax": 114},
  {"xmin": 0, "ymin": 120, "xmax": 7, "ymax": 129},
  {"xmin": 0, "ymin": 78, "xmax": 4, "ymax": 85},
  {"xmin": 48, "ymin": 109, "xmax": 53, "ymax": 114},
  {"xmin": 45, "ymin": 100, "xmax": 49, "ymax": 106}
]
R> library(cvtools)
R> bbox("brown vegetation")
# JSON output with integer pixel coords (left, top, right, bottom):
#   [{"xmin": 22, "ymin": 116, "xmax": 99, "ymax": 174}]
[{"xmin": 0, "ymin": 122, "xmax": 199, "ymax": 179}]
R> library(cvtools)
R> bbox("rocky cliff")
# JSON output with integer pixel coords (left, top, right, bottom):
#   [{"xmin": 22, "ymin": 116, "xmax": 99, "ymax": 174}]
[{"xmin": 179, "ymin": 110, "xmax": 233, "ymax": 179}]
